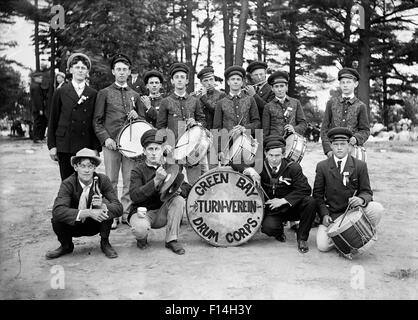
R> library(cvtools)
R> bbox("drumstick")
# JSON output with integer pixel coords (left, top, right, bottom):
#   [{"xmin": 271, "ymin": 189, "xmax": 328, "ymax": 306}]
[
  {"xmin": 338, "ymin": 190, "xmax": 357, "ymax": 227},
  {"xmin": 116, "ymin": 146, "xmax": 136, "ymax": 153},
  {"xmin": 130, "ymin": 97, "xmax": 135, "ymax": 141}
]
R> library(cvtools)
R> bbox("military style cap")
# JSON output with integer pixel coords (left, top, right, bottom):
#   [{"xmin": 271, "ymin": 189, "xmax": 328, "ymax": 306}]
[
  {"xmin": 224, "ymin": 65, "xmax": 245, "ymax": 80},
  {"xmin": 67, "ymin": 52, "xmax": 92, "ymax": 70},
  {"xmin": 327, "ymin": 127, "xmax": 353, "ymax": 142},
  {"xmin": 141, "ymin": 129, "xmax": 165, "ymax": 148},
  {"xmin": 268, "ymin": 70, "xmax": 289, "ymax": 85},
  {"xmin": 264, "ymin": 135, "xmax": 286, "ymax": 151},
  {"xmin": 169, "ymin": 62, "xmax": 189, "ymax": 78},
  {"xmin": 110, "ymin": 53, "xmax": 132, "ymax": 69},
  {"xmin": 144, "ymin": 70, "xmax": 164, "ymax": 84},
  {"xmin": 246, "ymin": 61, "xmax": 268, "ymax": 74},
  {"xmin": 338, "ymin": 68, "xmax": 360, "ymax": 81},
  {"xmin": 197, "ymin": 66, "xmax": 215, "ymax": 80}
]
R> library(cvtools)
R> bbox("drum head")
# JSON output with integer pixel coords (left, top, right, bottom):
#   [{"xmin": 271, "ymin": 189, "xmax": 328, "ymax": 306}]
[
  {"xmin": 118, "ymin": 121, "xmax": 154, "ymax": 158},
  {"xmin": 227, "ymin": 134, "xmax": 258, "ymax": 164},
  {"xmin": 173, "ymin": 126, "xmax": 210, "ymax": 163},
  {"xmin": 327, "ymin": 208, "xmax": 363, "ymax": 237},
  {"xmin": 186, "ymin": 168, "xmax": 264, "ymax": 247}
]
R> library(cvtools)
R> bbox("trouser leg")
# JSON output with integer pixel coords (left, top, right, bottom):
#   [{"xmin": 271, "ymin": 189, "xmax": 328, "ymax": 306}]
[
  {"xmin": 121, "ymin": 156, "xmax": 135, "ymax": 217},
  {"xmin": 57, "ymin": 152, "xmax": 75, "ymax": 181}
]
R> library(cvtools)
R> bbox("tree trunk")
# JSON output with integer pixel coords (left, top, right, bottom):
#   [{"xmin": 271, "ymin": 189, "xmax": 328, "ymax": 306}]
[
  {"xmin": 256, "ymin": 0, "xmax": 264, "ymax": 61},
  {"xmin": 234, "ymin": 0, "xmax": 249, "ymax": 66},
  {"xmin": 206, "ymin": 0, "xmax": 212, "ymax": 66},
  {"xmin": 34, "ymin": 0, "xmax": 40, "ymax": 71},
  {"xmin": 222, "ymin": 1, "xmax": 234, "ymax": 69},
  {"xmin": 288, "ymin": 12, "xmax": 297, "ymax": 98},
  {"xmin": 358, "ymin": 0, "xmax": 371, "ymax": 119},
  {"xmin": 185, "ymin": 0, "xmax": 194, "ymax": 91}
]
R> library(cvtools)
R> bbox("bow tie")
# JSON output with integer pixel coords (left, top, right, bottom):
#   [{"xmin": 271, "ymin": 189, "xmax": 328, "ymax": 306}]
[{"xmin": 343, "ymin": 97, "xmax": 351, "ymax": 103}]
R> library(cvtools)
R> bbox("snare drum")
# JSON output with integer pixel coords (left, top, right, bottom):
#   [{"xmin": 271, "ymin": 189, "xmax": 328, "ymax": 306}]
[
  {"xmin": 187, "ymin": 168, "xmax": 264, "ymax": 247},
  {"xmin": 350, "ymin": 145, "xmax": 367, "ymax": 162},
  {"xmin": 116, "ymin": 120, "xmax": 154, "ymax": 158},
  {"xmin": 173, "ymin": 125, "xmax": 212, "ymax": 166},
  {"xmin": 327, "ymin": 207, "xmax": 376, "ymax": 259},
  {"xmin": 226, "ymin": 133, "xmax": 259, "ymax": 164},
  {"xmin": 285, "ymin": 133, "xmax": 307, "ymax": 163}
]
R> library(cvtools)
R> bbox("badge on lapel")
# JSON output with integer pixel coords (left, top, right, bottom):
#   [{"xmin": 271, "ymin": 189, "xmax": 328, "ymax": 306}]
[
  {"xmin": 77, "ymin": 95, "xmax": 88, "ymax": 104},
  {"xmin": 342, "ymin": 172, "xmax": 349, "ymax": 186}
]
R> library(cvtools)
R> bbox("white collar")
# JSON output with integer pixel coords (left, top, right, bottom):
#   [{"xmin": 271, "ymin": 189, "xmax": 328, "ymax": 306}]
[
  {"xmin": 333, "ymin": 154, "xmax": 348, "ymax": 173},
  {"xmin": 275, "ymin": 95, "xmax": 287, "ymax": 104},
  {"xmin": 269, "ymin": 162, "xmax": 281, "ymax": 173},
  {"xmin": 342, "ymin": 93, "xmax": 355, "ymax": 99},
  {"xmin": 115, "ymin": 82, "xmax": 128, "ymax": 88},
  {"xmin": 72, "ymin": 80, "xmax": 85, "ymax": 90},
  {"xmin": 174, "ymin": 91, "xmax": 187, "ymax": 98},
  {"xmin": 229, "ymin": 90, "xmax": 242, "ymax": 98}
]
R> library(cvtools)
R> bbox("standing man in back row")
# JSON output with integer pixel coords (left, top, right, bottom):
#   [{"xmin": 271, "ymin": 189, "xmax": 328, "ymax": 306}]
[
  {"xmin": 320, "ymin": 68, "xmax": 370, "ymax": 158},
  {"xmin": 94, "ymin": 53, "xmax": 146, "ymax": 229}
]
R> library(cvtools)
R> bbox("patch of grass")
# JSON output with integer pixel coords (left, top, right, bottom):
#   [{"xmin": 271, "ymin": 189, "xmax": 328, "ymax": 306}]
[{"xmin": 385, "ymin": 268, "xmax": 418, "ymax": 279}]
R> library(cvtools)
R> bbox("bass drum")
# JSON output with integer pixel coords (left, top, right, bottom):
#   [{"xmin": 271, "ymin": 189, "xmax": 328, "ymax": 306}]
[{"xmin": 186, "ymin": 167, "xmax": 264, "ymax": 247}]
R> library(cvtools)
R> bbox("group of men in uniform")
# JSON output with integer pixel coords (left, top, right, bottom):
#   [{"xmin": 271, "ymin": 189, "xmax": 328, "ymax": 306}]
[{"xmin": 45, "ymin": 52, "xmax": 383, "ymax": 260}]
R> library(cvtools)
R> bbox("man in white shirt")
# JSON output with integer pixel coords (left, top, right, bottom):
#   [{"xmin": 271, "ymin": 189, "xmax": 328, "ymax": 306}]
[{"xmin": 46, "ymin": 148, "xmax": 123, "ymax": 259}]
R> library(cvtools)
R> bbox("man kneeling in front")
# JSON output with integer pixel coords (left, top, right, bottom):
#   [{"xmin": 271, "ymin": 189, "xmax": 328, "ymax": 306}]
[
  {"xmin": 46, "ymin": 148, "xmax": 123, "ymax": 259},
  {"xmin": 128, "ymin": 129, "xmax": 191, "ymax": 255}
]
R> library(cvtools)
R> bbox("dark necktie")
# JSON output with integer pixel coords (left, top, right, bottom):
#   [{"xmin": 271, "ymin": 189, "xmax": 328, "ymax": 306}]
[
  {"xmin": 272, "ymin": 166, "xmax": 277, "ymax": 173},
  {"xmin": 337, "ymin": 161, "xmax": 342, "ymax": 173},
  {"xmin": 343, "ymin": 97, "xmax": 350, "ymax": 103}
]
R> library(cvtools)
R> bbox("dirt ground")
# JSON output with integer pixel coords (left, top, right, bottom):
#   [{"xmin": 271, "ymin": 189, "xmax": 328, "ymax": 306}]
[{"xmin": 0, "ymin": 135, "xmax": 417, "ymax": 300}]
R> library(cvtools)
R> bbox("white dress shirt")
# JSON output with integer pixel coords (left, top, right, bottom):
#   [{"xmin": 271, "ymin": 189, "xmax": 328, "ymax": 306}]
[
  {"xmin": 334, "ymin": 154, "xmax": 348, "ymax": 173},
  {"xmin": 72, "ymin": 80, "xmax": 86, "ymax": 97}
]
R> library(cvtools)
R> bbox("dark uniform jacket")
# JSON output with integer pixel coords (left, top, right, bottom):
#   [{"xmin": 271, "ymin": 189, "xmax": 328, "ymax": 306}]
[
  {"xmin": 252, "ymin": 82, "xmax": 275, "ymax": 118},
  {"xmin": 313, "ymin": 155, "xmax": 373, "ymax": 220},
  {"xmin": 128, "ymin": 77, "xmax": 146, "ymax": 95},
  {"xmin": 233, "ymin": 158, "xmax": 312, "ymax": 212},
  {"xmin": 213, "ymin": 92, "xmax": 261, "ymax": 132},
  {"xmin": 139, "ymin": 94, "xmax": 163, "ymax": 127},
  {"xmin": 199, "ymin": 89, "xmax": 226, "ymax": 130},
  {"xmin": 93, "ymin": 83, "xmax": 146, "ymax": 145},
  {"xmin": 52, "ymin": 172, "xmax": 123, "ymax": 226},
  {"xmin": 128, "ymin": 162, "xmax": 191, "ymax": 219},
  {"xmin": 320, "ymin": 96, "xmax": 370, "ymax": 155},
  {"xmin": 262, "ymin": 96, "xmax": 307, "ymax": 137},
  {"xmin": 48, "ymin": 83, "xmax": 101, "ymax": 153},
  {"xmin": 156, "ymin": 93, "xmax": 206, "ymax": 140}
]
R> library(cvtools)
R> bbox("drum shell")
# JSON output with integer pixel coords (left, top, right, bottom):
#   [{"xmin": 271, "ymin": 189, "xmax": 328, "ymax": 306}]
[
  {"xmin": 327, "ymin": 207, "xmax": 376, "ymax": 256},
  {"xmin": 350, "ymin": 145, "xmax": 367, "ymax": 162},
  {"xmin": 226, "ymin": 134, "xmax": 259, "ymax": 164},
  {"xmin": 285, "ymin": 133, "xmax": 307, "ymax": 163},
  {"xmin": 174, "ymin": 125, "xmax": 212, "ymax": 166}
]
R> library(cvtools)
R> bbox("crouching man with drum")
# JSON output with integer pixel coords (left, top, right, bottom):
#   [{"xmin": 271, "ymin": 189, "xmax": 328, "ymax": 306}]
[
  {"xmin": 313, "ymin": 127, "xmax": 384, "ymax": 253},
  {"xmin": 128, "ymin": 129, "xmax": 191, "ymax": 255},
  {"xmin": 236, "ymin": 135, "xmax": 316, "ymax": 253}
]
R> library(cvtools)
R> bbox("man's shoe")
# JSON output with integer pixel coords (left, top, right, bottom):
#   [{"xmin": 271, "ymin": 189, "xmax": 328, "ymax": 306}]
[
  {"xmin": 100, "ymin": 239, "xmax": 118, "ymax": 258},
  {"xmin": 297, "ymin": 240, "xmax": 309, "ymax": 253},
  {"xmin": 275, "ymin": 232, "xmax": 286, "ymax": 242},
  {"xmin": 165, "ymin": 240, "xmax": 185, "ymax": 255},
  {"xmin": 45, "ymin": 244, "xmax": 74, "ymax": 259},
  {"xmin": 136, "ymin": 238, "xmax": 148, "ymax": 249}
]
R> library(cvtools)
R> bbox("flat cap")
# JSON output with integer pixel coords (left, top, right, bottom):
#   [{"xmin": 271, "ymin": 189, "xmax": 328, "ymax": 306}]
[
  {"xmin": 327, "ymin": 127, "xmax": 353, "ymax": 142},
  {"xmin": 67, "ymin": 52, "xmax": 91, "ymax": 71},
  {"xmin": 141, "ymin": 129, "xmax": 164, "ymax": 148},
  {"xmin": 246, "ymin": 61, "xmax": 268, "ymax": 74},
  {"xmin": 268, "ymin": 70, "xmax": 289, "ymax": 85},
  {"xmin": 144, "ymin": 70, "xmax": 164, "ymax": 84},
  {"xmin": 169, "ymin": 62, "xmax": 189, "ymax": 78},
  {"xmin": 338, "ymin": 68, "xmax": 360, "ymax": 81},
  {"xmin": 197, "ymin": 66, "xmax": 215, "ymax": 80},
  {"xmin": 264, "ymin": 135, "xmax": 286, "ymax": 151},
  {"xmin": 224, "ymin": 65, "xmax": 245, "ymax": 79},
  {"xmin": 55, "ymin": 71, "xmax": 65, "ymax": 78},
  {"xmin": 110, "ymin": 53, "xmax": 132, "ymax": 69}
]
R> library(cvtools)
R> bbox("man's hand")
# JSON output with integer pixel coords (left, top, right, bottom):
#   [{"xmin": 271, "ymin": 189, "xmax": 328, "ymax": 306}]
[
  {"xmin": 218, "ymin": 152, "xmax": 225, "ymax": 163},
  {"xmin": 284, "ymin": 124, "xmax": 295, "ymax": 134},
  {"xmin": 49, "ymin": 147, "xmax": 58, "ymax": 161},
  {"xmin": 349, "ymin": 136, "xmax": 357, "ymax": 146},
  {"xmin": 348, "ymin": 196, "xmax": 364, "ymax": 208},
  {"xmin": 140, "ymin": 96, "xmax": 152, "ymax": 110},
  {"xmin": 186, "ymin": 118, "xmax": 197, "ymax": 128},
  {"xmin": 127, "ymin": 110, "xmax": 139, "ymax": 120},
  {"xmin": 91, "ymin": 195, "xmax": 102, "ymax": 208},
  {"xmin": 322, "ymin": 215, "xmax": 333, "ymax": 227},
  {"xmin": 243, "ymin": 168, "xmax": 261, "ymax": 186},
  {"xmin": 200, "ymin": 86, "xmax": 207, "ymax": 96},
  {"xmin": 231, "ymin": 125, "xmax": 245, "ymax": 137},
  {"xmin": 266, "ymin": 198, "xmax": 289, "ymax": 210},
  {"xmin": 105, "ymin": 138, "xmax": 117, "ymax": 150},
  {"xmin": 162, "ymin": 144, "xmax": 173, "ymax": 155},
  {"xmin": 154, "ymin": 166, "xmax": 167, "ymax": 186},
  {"xmin": 80, "ymin": 209, "xmax": 109, "ymax": 222},
  {"xmin": 244, "ymin": 85, "xmax": 256, "ymax": 97},
  {"xmin": 326, "ymin": 151, "xmax": 333, "ymax": 158}
]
